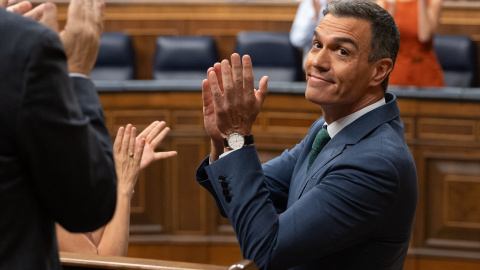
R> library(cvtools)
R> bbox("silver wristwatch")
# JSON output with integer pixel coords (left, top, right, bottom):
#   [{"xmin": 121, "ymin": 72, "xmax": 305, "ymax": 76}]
[{"xmin": 223, "ymin": 133, "xmax": 254, "ymax": 150}]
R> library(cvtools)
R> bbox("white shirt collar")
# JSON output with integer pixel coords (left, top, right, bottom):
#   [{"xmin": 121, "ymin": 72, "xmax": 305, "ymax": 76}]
[{"xmin": 326, "ymin": 98, "xmax": 386, "ymax": 138}]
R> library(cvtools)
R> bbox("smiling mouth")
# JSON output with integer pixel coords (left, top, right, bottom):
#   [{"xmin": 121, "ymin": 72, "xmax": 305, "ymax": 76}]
[{"xmin": 308, "ymin": 74, "xmax": 334, "ymax": 84}]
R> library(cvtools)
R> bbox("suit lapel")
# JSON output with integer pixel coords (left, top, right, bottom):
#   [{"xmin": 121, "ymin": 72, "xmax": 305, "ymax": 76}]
[
  {"xmin": 296, "ymin": 132, "xmax": 346, "ymax": 200},
  {"xmin": 294, "ymin": 93, "xmax": 401, "ymax": 200},
  {"xmin": 288, "ymin": 120, "xmax": 324, "ymax": 204}
]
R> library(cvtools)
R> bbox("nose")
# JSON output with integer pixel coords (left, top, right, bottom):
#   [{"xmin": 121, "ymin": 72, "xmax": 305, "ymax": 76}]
[{"xmin": 308, "ymin": 47, "xmax": 330, "ymax": 72}]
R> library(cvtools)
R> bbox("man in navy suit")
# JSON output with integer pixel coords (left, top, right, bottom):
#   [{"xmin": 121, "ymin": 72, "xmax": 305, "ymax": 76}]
[
  {"xmin": 196, "ymin": 0, "xmax": 418, "ymax": 269},
  {"xmin": 0, "ymin": 0, "xmax": 116, "ymax": 269}
]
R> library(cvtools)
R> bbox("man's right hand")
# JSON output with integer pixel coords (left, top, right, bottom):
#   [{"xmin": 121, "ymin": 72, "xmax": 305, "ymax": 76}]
[
  {"xmin": 202, "ymin": 63, "xmax": 225, "ymax": 162},
  {"xmin": 59, "ymin": 0, "xmax": 105, "ymax": 75}
]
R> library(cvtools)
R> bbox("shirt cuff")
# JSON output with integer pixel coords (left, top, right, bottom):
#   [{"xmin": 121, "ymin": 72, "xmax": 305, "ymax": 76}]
[
  {"xmin": 69, "ymin": 73, "xmax": 89, "ymax": 79},
  {"xmin": 208, "ymin": 149, "xmax": 238, "ymax": 165}
]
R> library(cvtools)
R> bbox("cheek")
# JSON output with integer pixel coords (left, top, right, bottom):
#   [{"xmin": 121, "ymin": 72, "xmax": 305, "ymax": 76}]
[
  {"xmin": 335, "ymin": 65, "xmax": 360, "ymax": 88},
  {"xmin": 304, "ymin": 60, "xmax": 314, "ymax": 83},
  {"xmin": 304, "ymin": 51, "xmax": 317, "ymax": 70}
]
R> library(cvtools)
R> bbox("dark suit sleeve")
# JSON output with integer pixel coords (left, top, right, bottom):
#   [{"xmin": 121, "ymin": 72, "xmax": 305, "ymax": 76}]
[
  {"xmin": 18, "ymin": 28, "xmax": 117, "ymax": 232},
  {"xmin": 196, "ymin": 136, "xmax": 307, "ymax": 217},
  {"xmin": 196, "ymin": 156, "xmax": 227, "ymax": 217}
]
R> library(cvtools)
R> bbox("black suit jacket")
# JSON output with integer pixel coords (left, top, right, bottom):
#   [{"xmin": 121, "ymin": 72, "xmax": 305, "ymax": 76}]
[{"xmin": 0, "ymin": 9, "xmax": 117, "ymax": 270}]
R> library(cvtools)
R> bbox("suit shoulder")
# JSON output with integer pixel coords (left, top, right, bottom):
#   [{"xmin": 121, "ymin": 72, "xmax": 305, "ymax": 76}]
[{"xmin": 356, "ymin": 123, "xmax": 413, "ymax": 167}]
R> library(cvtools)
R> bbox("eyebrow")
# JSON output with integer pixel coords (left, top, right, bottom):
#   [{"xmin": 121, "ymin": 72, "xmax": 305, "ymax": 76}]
[{"xmin": 313, "ymin": 30, "xmax": 359, "ymax": 49}]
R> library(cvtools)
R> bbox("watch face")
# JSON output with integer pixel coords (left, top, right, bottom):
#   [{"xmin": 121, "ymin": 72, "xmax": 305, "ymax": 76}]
[{"xmin": 228, "ymin": 133, "xmax": 245, "ymax": 150}]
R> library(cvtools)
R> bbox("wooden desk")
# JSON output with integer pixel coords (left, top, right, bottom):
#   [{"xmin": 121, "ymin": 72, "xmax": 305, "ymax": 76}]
[{"xmin": 60, "ymin": 252, "xmax": 256, "ymax": 270}]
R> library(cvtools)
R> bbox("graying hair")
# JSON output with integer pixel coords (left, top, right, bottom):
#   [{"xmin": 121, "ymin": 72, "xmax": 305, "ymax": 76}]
[{"xmin": 323, "ymin": 0, "xmax": 400, "ymax": 92}]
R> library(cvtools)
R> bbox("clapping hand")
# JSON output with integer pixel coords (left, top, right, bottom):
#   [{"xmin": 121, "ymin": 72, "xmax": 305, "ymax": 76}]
[
  {"xmin": 201, "ymin": 53, "xmax": 268, "ymax": 161},
  {"xmin": 136, "ymin": 121, "xmax": 177, "ymax": 170},
  {"xmin": 113, "ymin": 124, "xmax": 145, "ymax": 197},
  {"xmin": 5, "ymin": 0, "xmax": 58, "ymax": 31}
]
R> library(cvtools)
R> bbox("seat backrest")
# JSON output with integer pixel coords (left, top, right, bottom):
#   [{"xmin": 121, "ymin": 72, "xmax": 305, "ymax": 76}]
[
  {"xmin": 235, "ymin": 31, "xmax": 301, "ymax": 82},
  {"xmin": 91, "ymin": 32, "xmax": 136, "ymax": 80},
  {"xmin": 153, "ymin": 36, "xmax": 218, "ymax": 80},
  {"xmin": 434, "ymin": 34, "xmax": 478, "ymax": 87}
]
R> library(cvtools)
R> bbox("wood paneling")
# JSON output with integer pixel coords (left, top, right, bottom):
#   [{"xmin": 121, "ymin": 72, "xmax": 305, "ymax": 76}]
[
  {"xmin": 171, "ymin": 138, "xmax": 208, "ymax": 234},
  {"xmin": 417, "ymin": 118, "xmax": 477, "ymax": 141},
  {"xmin": 425, "ymin": 158, "xmax": 480, "ymax": 249},
  {"xmin": 405, "ymin": 255, "xmax": 480, "ymax": 270},
  {"xmin": 127, "ymin": 243, "xmax": 243, "ymax": 266}
]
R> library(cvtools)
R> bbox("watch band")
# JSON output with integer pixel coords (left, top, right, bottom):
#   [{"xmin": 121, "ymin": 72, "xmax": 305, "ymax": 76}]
[{"xmin": 244, "ymin": 134, "xmax": 254, "ymax": 145}]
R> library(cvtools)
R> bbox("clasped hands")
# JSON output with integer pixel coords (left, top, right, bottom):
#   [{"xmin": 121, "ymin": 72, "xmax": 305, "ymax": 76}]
[
  {"xmin": 4, "ymin": 0, "xmax": 104, "ymax": 75},
  {"xmin": 202, "ymin": 53, "xmax": 269, "ymax": 161}
]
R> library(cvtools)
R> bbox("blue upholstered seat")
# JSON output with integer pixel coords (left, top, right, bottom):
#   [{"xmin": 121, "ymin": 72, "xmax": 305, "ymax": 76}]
[
  {"xmin": 235, "ymin": 31, "xmax": 301, "ymax": 82},
  {"xmin": 153, "ymin": 36, "xmax": 218, "ymax": 80},
  {"xmin": 91, "ymin": 32, "xmax": 136, "ymax": 80},
  {"xmin": 434, "ymin": 34, "xmax": 478, "ymax": 87}
]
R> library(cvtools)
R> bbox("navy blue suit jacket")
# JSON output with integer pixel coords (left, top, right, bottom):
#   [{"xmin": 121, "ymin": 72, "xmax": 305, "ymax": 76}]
[
  {"xmin": 196, "ymin": 93, "xmax": 418, "ymax": 270},
  {"xmin": 0, "ymin": 10, "xmax": 116, "ymax": 270}
]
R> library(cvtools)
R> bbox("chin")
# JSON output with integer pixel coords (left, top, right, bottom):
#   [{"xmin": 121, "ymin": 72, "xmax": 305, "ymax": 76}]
[
  {"xmin": 305, "ymin": 82, "xmax": 339, "ymax": 107},
  {"xmin": 305, "ymin": 87, "xmax": 324, "ymax": 106}
]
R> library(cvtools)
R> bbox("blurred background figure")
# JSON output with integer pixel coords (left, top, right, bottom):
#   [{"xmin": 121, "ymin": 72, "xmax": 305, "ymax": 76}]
[
  {"xmin": 379, "ymin": 0, "xmax": 444, "ymax": 87},
  {"xmin": 290, "ymin": 0, "xmax": 331, "ymax": 71}
]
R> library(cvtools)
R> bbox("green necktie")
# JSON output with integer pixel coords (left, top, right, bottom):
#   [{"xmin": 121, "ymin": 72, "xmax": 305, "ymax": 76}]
[{"xmin": 307, "ymin": 126, "xmax": 331, "ymax": 172}]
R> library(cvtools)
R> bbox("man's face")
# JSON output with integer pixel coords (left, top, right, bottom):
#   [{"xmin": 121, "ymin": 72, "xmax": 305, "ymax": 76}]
[{"xmin": 304, "ymin": 14, "xmax": 378, "ymax": 112}]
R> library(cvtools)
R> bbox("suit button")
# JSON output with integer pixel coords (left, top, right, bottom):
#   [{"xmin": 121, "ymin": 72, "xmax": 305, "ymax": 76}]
[
  {"xmin": 220, "ymin": 181, "xmax": 228, "ymax": 188},
  {"xmin": 218, "ymin": 175, "xmax": 226, "ymax": 182},
  {"xmin": 223, "ymin": 188, "xmax": 230, "ymax": 196},
  {"xmin": 225, "ymin": 195, "xmax": 232, "ymax": 203}
]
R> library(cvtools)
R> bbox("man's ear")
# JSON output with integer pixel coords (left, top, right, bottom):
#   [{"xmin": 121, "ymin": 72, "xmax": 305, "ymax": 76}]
[{"xmin": 369, "ymin": 58, "xmax": 394, "ymax": 87}]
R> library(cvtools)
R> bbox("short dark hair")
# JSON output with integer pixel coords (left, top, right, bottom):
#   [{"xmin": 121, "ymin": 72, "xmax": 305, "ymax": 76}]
[{"xmin": 323, "ymin": 0, "xmax": 400, "ymax": 92}]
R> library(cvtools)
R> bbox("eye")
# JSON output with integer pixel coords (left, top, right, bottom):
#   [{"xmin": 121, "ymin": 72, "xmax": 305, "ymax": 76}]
[
  {"xmin": 338, "ymin": 48, "xmax": 348, "ymax": 56},
  {"xmin": 312, "ymin": 41, "xmax": 322, "ymax": 49}
]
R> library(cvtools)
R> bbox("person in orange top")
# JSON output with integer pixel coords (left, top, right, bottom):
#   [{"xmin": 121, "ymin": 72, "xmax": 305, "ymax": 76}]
[{"xmin": 379, "ymin": 0, "xmax": 444, "ymax": 87}]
